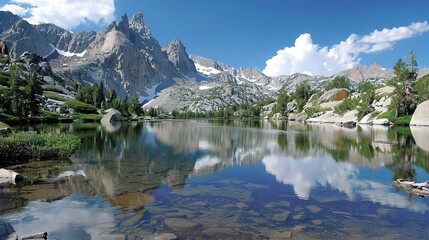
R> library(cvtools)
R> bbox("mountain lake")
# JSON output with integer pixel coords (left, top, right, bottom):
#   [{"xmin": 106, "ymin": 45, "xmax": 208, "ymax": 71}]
[{"xmin": 1, "ymin": 120, "xmax": 429, "ymax": 239}]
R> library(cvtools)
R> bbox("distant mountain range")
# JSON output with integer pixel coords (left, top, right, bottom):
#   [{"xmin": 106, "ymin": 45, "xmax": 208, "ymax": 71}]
[{"xmin": 1, "ymin": 10, "xmax": 428, "ymax": 112}]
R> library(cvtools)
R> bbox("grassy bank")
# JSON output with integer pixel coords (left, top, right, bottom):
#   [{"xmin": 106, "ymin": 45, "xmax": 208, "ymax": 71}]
[
  {"xmin": 0, "ymin": 131, "xmax": 81, "ymax": 167},
  {"xmin": 0, "ymin": 121, "xmax": 9, "ymax": 128}
]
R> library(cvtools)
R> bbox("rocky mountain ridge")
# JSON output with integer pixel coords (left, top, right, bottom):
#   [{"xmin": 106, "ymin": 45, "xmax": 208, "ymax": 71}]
[
  {"xmin": 0, "ymin": 11, "xmax": 197, "ymax": 100},
  {"xmin": 2, "ymin": 10, "xmax": 429, "ymax": 113}
]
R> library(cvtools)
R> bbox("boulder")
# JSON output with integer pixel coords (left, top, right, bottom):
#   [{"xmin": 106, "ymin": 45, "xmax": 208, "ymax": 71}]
[
  {"xmin": 0, "ymin": 127, "xmax": 12, "ymax": 137},
  {"xmin": 307, "ymin": 110, "xmax": 358, "ymax": 127},
  {"xmin": 286, "ymin": 100, "xmax": 296, "ymax": 112},
  {"xmin": 375, "ymin": 86, "xmax": 395, "ymax": 95},
  {"xmin": 288, "ymin": 113, "xmax": 296, "ymax": 121},
  {"xmin": 317, "ymin": 88, "xmax": 349, "ymax": 104},
  {"xmin": 319, "ymin": 100, "xmax": 342, "ymax": 109},
  {"xmin": 410, "ymin": 100, "xmax": 429, "ymax": 126},
  {"xmin": 373, "ymin": 118, "xmax": 391, "ymax": 126},
  {"xmin": 0, "ymin": 169, "xmax": 25, "ymax": 185},
  {"xmin": 100, "ymin": 108, "xmax": 122, "ymax": 124},
  {"xmin": 359, "ymin": 113, "xmax": 375, "ymax": 125},
  {"xmin": 295, "ymin": 112, "xmax": 307, "ymax": 122}
]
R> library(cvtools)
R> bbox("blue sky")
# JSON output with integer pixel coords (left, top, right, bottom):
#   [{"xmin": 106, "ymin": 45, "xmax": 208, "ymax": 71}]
[{"xmin": 1, "ymin": 0, "xmax": 429, "ymax": 76}]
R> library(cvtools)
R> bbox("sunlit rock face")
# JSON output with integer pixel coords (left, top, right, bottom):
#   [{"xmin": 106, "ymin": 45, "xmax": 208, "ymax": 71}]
[{"xmin": 410, "ymin": 101, "xmax": 429, "ymax": 127}]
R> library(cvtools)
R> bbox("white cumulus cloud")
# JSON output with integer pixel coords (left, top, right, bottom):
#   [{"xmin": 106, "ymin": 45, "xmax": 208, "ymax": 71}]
[
  {"xmin": 0, "ymin": 0, "xmax": 115, "ymax": 30},
  {"xmin": 0, "ymin": 3, "xmax": 28, "ymax": 15},
  {"xmin": 263, "ymin": 21, "xmax": 429, "ymax": 77}
]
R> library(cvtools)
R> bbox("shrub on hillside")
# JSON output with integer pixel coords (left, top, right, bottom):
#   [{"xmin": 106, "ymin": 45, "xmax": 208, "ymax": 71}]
[
  {"xmin": 65, "ymin": 99, "xmax": 98, "ymax": 114},
  {"xmin": 0, "ymin": 138, "xmax": 31, "ymax": 166}
]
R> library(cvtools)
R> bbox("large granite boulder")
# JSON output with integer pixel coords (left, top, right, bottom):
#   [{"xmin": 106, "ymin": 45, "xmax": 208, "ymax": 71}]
[
  {"xmin": 101, "ymin": 108, "xmax": 122, "ymax": 124},
  {"xmin": 317, "ymin": 88, "xmax": 349, "ymax": 104},
  {"xmin": 410, "ymin": 100, "xmax": 429, "ymax": 126},
  {"xmin": 359, "ymin": 113, "xmax": 375, "ymax": 125},
  {"xmin": 306, "ymin": 110, "xmax": 358, "ymax": 127}
]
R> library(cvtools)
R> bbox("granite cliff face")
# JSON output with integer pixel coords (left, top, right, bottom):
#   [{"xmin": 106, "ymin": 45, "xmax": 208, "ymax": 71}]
[
  {"xmin": 0, "ymin": 11, "xmax": 195, "ymax": 99},
  {"xmin": 335, "ymin": 63, "xmax": 394, "ymax": 81},
  {"xmin": 163, "ymin": 38, "xmax": 198, "ymax": 80}
]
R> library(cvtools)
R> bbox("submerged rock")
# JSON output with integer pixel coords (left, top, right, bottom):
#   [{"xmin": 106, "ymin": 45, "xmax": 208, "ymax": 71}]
[
  {"xmin": 164, "ymin": 218, "xmax": 199, "ymax": 230},
  {"xmin": 0, "ymin": 219, "xmax": 17, "ymax": 240},
  {"xmin": 155, "ymin": 233, "xmax": 178, "ymax": 240}
]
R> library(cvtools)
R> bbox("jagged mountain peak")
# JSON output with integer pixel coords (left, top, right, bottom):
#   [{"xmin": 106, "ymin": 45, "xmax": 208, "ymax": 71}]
[
  {"xmin": 130, "ymin": 12, "xmax": 146, "ymax": 29},
  {"xmin": 164, "ymin": 38, "xmax": 198, "ymax": 79},
  {"xmin": 131, "ymin": 12, "xmax": 145, "ymax": 23},
  {"xmin": 116, "ymin": 13, "xmax": 130, "ymax": 35},
  {"xmin": 165, "ymin": 38, "xmax": 186, "ymax": 53},
  {"xmin": 170, "ymin": 37, "xmax": 184, "ymax": 45}
]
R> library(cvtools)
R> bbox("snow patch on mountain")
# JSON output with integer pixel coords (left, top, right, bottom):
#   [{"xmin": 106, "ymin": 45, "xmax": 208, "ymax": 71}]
[
  {"xmin": 195, "ymin": 63, "xmax": 222, "ymax": 75},
  {"xmin": 47, "ymin": 43, "xmax": 86, "ymax": 58},
  {"xmin": 199, "ymin": 85, "xmax": 213, "ymax": 90},
  {"xmin": 139, "ymin": 83, "xmax": 160, "ymax": 104}
]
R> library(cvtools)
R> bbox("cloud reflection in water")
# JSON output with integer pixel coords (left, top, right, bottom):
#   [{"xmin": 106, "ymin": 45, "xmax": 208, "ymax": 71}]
[{"xmin": 262, "ymin": 154, "xmax": 429, "ymax": 212}]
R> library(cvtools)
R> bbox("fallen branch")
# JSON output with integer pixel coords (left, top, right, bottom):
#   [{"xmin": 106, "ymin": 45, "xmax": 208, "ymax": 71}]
[
  {"xmin": 394, "ymin": 179, "xmax": 429, "ymax": 197},
  {"xmin": 21, "ymin": 232, "xmax": 47, "ymax": 240}
]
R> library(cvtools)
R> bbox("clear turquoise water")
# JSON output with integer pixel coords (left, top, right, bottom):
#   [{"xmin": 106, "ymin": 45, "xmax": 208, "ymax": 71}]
[{"xmin": 2, "ymin": 120, "xmax": 429, "ymax": 239}]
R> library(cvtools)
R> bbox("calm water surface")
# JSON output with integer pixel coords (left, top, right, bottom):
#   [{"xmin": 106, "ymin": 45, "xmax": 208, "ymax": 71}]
[{"xmin": 2, "ymin": 120, "xmax": 429, "ymax": 239}]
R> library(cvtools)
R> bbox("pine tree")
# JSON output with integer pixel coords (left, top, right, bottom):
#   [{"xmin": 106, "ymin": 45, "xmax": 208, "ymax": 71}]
[
  {"xmin": 389, "ymin": 51, "xmax": 418, "ymax": 117},
  {"xmin": 24, "ymin": 68, "xmax": 43, "ymax": 117}
]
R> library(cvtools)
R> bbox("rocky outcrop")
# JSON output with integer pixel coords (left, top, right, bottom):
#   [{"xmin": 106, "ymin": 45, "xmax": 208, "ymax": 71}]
[
  {"xmin": 19, "ymin": 51, "xmax": 53, "ymax": 76},
  {"xmin": 164, "ymin": 38, "xmax": 198, "ymax": 79},
  {"xmin": 306, "ymin": 110, "xmax": 358, "ymax": 127},
  {"xmin": 0, "ymin": 40, "xmax": 8, "ymax": 55},
  {"xmin": 410, "ymin": 100, "xmax": 429, "ymax": 126}
]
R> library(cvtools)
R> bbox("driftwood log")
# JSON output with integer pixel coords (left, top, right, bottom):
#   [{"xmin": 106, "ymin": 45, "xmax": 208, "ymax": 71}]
[
  {"xmin": 21, "ymin": 232, "xmax": 47, "ymax": 239},
  {"xmin": 394, "ymin": 179, "xmax": 429, "ymax": 197}
]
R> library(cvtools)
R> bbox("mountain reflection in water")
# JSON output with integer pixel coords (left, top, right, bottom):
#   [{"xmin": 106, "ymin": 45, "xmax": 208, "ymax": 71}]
[{"xmin": 3, "ymin": 120, "xmax": 429, "ymax": 239}]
